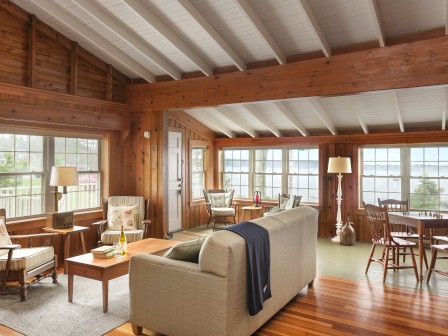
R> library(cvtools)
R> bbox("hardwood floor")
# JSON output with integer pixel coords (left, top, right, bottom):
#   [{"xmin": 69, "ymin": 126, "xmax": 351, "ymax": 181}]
[{"xmin": 2, "ymin": 237, "xmax": 448, "ymax": 336}]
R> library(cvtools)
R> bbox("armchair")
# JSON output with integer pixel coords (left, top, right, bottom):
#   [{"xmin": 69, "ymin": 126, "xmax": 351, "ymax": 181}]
[
  {"xmin": 203, "ymin": 189, "xmax": 236, "ymax": 231},
  {"xmin": 0, "ymin": 209, "xmax": 58, "ymax": 301},
  {"xmin": 263, "ymin": 194, "xmax": 301, "ymax": 217},
  {"xmin": 92, "ymin": 196, "xmax": 151, "ymax": 246}
]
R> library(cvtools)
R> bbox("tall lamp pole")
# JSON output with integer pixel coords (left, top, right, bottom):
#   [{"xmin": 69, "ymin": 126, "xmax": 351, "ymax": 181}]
[{"xmin": 328, "ymin": 157, "xmax": 352, "ymax": 243}]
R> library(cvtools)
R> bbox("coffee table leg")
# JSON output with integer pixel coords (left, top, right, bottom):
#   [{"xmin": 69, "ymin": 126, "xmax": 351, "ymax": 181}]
[
  {"xmin": 64, "ymin": 235, "xmax": 71, "ymax": 275},
  {"xmin": 68, "ymin": 272, "xmax": 73, "ymax": 302},
  {"xmin": 102, "ymin": 278, "xmax": 109, "ymax": 313}
]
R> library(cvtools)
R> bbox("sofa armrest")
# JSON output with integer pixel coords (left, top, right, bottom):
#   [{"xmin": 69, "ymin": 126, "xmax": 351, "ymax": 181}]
[{"xmin": 129, "ymin": 254, "xmax": 229, "ymax": 336}]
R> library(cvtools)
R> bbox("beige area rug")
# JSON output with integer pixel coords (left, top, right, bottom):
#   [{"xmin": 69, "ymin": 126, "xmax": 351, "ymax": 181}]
[{"xmin": 171, "ymin": 230, "xmax": 208, "ymax": 242}]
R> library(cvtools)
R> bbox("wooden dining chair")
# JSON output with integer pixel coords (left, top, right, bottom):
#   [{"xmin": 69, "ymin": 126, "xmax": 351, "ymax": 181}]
[
  {"xmin": 426, "ymin": 245, "xmax": 448, "ymax": 283},
  {"xmin": 378, "ymin": 198, "xmax": 428, "ymax": 268},
  {"xmin": 364, "ymin": 203, "xmax": 419, "ymax": 282}
]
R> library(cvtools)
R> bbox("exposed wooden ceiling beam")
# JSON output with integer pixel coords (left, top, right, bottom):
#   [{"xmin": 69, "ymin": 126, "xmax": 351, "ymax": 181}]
[
  {"xmin": 29, "ymin": 0, "xmax": 155, "ymax": 82},
  {"xmin": 233, "ymin": 0, "xmax": 286, "ymax": 64},
  {"xmin": 72, "ymin": 0, "xmax": 181, "ymax": 80},
  {"xmin": 178, "ymin": 0, "xmax": 246, "ymax": 71},
  {"xmin": 350, "ymin": 97, "xmax": 369, "ymax": 134},
  {"xmin": 273, "ymin": 102, "xmax": 309, "ymax": 136},
  {"xmin": 243, "ymin": 105, "xmax": 282, "ymax": 137},
  {"xmin": 367, "ymin": 0, "xmax": 386, "ymax": 47},
  {"xmin": 309, "ymin": 98, "xmax": 337, "ymax": 135},
  {"xmin": 31, "ymin": 0, "xmax": 155, "ymax": 82},
  {"xmin": 194, "ymin": 109, "xmax": 236, "ymax": 138},
  {"xmin": 128, "ymin": 36, "xmax": 448, "ymax": 111},
  {"xmin": 123, "ymin": 0, "xmax": 212, "ymax": 76},
  {"xmin": 392, "ymin": 91, "xmax": 405, "ymax": 132},
  {"xmin": 297, "ymin": 0, "xmax": 331, "ymax": 56},
  {"xmin": 212, "ymin": 107, "xmax": 258, "ymax": 138}
]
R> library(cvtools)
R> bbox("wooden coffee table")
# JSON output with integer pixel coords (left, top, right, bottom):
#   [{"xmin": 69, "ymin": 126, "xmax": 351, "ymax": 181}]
[{"xmin": 66, "ymin": 238, "xmax": 179, "ymax": 313}]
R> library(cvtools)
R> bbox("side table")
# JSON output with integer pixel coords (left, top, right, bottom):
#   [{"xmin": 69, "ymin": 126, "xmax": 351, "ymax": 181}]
[
  {"xmin": 241, "ymin": 205, "xmax": 264, "ymax": 221},
  {"xmin": 42, "ymin": 225, "xmax": 90, "ymax": 274}
]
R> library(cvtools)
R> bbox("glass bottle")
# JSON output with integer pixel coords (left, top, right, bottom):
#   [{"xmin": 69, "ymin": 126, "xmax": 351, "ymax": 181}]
[{"xmin": 119, "ymin": 225, "xmax": 127, "ymax": 255}]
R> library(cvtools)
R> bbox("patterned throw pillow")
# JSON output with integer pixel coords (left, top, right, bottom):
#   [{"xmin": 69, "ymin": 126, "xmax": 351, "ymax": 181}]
[
  {"xmin": 107, "ymin": 205, "xmax": 137, "ymax": 231},
  {"xmin": 163, "ymin": 238, "xmax": 206, "ymax": 263},
  {"xmin": 0, "ymin": 216, "xmax": 12, "ymax": 246}
]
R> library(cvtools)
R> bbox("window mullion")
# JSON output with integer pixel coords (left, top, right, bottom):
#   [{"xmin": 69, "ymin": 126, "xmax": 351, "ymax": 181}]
[{"xmin": 402, "ymin": 146, "xmax": 410, "ymax": 206}]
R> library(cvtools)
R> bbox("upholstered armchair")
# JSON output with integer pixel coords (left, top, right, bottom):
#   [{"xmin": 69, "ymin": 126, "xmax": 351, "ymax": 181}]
[
  {"xmin": 203, "ymin": 189, "xmax": 236, "ymax": 231},
  {"xmin": 263, "ymin": 194, "xmax": 302, "ymax": 217},
  {"xmin": 0, "ymin": 209, "xmax": 58, "ymax": 301},
  {"xmin": 92, "ymin": 196, "xmax": 151, "ymax": 246}
]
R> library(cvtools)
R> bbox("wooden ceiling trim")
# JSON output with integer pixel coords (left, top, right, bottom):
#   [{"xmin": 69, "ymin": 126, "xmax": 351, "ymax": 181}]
[{"xmin": 128, "ymin": 36, "xmax": 448, "ymax": 111}]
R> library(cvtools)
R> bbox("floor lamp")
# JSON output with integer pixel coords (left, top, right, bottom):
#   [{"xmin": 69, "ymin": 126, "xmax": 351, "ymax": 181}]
[{"xmin": 328, "ymin": 157, "xmax": 352, "ymax": 243}]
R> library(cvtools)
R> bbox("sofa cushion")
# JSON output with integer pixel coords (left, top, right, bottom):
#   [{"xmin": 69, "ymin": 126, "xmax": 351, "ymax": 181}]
[{"xmin": 163, "ymin": 238, "xmax": 205, "ymax": 263}]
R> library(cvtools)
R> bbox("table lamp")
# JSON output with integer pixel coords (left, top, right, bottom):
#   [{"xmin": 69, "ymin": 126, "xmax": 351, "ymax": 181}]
[
  {"xmin": 328, "ymin": 157, "xmax": 352, "ymax": 243},
  {"xmin": 50, "ymin": 166, "xmax": 78, "ymax": 212}
]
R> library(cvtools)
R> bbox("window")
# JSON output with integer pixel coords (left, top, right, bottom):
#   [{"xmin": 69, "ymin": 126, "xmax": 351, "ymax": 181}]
[
  {"xmin": 191, "ymin": 147, "xmax": 205, "ymax": 199},
  {"xmin": 360, "ymin": 145, "xmax": 448, "ymax": 211},
  {"xmin": 0, "ymin": 132, "xmax": 101, "ymax": 218},
  {"xmin": 222, "ymin": 147, "xmax": 319, "ymax": 203}
]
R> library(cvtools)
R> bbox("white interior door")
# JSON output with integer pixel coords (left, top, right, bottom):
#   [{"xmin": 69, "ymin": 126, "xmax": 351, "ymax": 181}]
[{"xmin": 168, "ymin": 131, "xmax": 183, "ymax": 233}]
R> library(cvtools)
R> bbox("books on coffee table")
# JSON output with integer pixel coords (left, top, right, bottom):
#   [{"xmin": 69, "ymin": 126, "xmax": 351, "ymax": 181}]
[{"xmin": 91, "ymin": 245, "xmax": 116, "ymax": 259}]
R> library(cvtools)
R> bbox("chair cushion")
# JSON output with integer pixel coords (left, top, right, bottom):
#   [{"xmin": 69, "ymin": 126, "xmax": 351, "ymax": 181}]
[
  {"xmin": 163, "ymin": 238, "xmax": 206, "ymax": 263},
  {"xmin": 101, "ymin": 229, "xmax": 144, "ymax": 244},
  {"xmin": 284, "ymin": 197, "xmax": 295, "ymax": 210},
  {"xmin": 107, "ymin": 205, "xmax": 138, "ymax": 230},
  {"xmin": 0, "ymin": 246, "xmax": 54, "ymax": 271},
  {"xmin": 278, "ymin": 194, "xmax": 291, "ymax": 209},
  {"xmin": 211, "ymin": 207, "xmax": 235, "ymax": 216},
  {"xmin": 0, "ymin": 216, "xmax": 12, "ymax": 246}
]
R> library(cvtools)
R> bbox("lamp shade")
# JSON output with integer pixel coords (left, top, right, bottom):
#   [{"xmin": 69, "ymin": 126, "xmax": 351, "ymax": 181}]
[
  {"xmin": 327, "ymin": 157, "xmax": 352, "ymax": 174},
  {"xmin": 50, "ymin": 166, "xmax": 78, "ymax": 186}
]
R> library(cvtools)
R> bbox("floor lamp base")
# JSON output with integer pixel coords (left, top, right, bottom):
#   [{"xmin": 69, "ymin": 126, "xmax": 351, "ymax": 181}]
[{"xmin": 331, "ymin": 236, "xmax": 341, "ymax": 243}]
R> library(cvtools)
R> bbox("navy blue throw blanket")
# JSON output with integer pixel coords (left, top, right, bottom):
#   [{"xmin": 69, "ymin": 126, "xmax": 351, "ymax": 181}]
[{"xmin": 225, "ymin": 221, "xmax": 271, "ymax": 316}]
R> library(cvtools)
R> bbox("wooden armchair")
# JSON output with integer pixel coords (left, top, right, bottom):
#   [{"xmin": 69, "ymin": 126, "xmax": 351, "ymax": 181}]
[
  {"xmin": 92, "ymin": 196, "xmax": 151, "ymax": 246},
  {"xmin": 0, "ymin": 209, "xmax": 58, "ymax": 301},
  {"xmin": 203, "ymin": 189, "xmax": 236, "ymax": 231}
]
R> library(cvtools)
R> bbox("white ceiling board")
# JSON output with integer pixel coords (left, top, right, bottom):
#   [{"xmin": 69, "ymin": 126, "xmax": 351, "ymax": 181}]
[
  {"xmin": 350, "ymin": 92, "xmax": 400, "ymax": 128},
  {"xmin": 281, "ymin": 99, "xmax": 329, "ymax": 131},
  {"xmin": 308, "ymin": 0, "xmax": 378, "ymax": 48},
  {"xmin": 318, "ymin": 96, "xmax": 363, "ymax": 130},
  {"xmin": 379, "ymin": 0, "xmax": 445, "ymax": 37}
]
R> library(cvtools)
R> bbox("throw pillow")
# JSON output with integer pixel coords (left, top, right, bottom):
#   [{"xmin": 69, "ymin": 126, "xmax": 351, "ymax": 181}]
[
  {"xmin": 284, "ymin": 197, "xmax": 295, "ymax": 210},
  {"xmin": 209, "ymin": 193, "xmax": 226, "ymax": 208},
  {"xmin": 107, "ymin": 205, "xmax": 138, "ymax": 231},
  {"xmin": 0, "ymin": 216, "xmax": 12, "ymax": 246},
  {"xmin": 163, "ymin": 237, "xmax": 206, "ymax": 263}
]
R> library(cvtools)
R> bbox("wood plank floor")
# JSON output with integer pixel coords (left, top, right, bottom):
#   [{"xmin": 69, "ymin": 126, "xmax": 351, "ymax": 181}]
[{"xmin": 2, "ymin": 237, "xmax": 448, "ymax": 336}]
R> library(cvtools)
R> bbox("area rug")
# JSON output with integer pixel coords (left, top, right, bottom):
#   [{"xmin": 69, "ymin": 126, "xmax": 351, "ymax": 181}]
[{"xmin": 0, "ymin": 274, "xmax": 129, "ymax": 336}]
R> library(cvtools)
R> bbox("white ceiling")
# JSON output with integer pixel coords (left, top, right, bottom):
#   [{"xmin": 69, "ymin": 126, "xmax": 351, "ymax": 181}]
[{"xmin": 12, "ymin": 0, "xmax": 448, "ymax": 137}]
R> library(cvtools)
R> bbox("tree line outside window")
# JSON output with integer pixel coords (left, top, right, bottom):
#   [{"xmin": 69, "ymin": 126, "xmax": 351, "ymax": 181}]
[
  {"xmin": 0, "ymin": 133, "xmax": 101, "ymax": 218},
  {"xmin": 221, "ymin": 147, "xmax": 319, "ymax": 203},
  {"xmin": 360, "ymin": 145, "xmax": 448, "ymax": 211}
]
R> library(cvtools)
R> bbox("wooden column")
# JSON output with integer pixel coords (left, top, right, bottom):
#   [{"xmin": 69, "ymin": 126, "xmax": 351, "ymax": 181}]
[{"xmin": 27, "ymin": 14, "xmax": 36, "ymax": 88}]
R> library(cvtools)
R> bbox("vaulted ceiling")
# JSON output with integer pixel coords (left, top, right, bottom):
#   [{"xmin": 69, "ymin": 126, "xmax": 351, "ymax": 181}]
[{"xmin": 13, "ymin": 0, "xmax": 448, "ymax": 137}]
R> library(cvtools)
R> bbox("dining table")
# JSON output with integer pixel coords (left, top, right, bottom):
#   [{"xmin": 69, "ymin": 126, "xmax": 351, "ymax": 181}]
[{"xmin": 388, "ymin": 211, "xmax": 448, "ymax": 283}]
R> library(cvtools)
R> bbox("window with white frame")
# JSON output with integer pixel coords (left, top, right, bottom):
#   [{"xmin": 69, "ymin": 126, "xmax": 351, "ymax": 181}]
[
  {"xmin": 223, "ymin": 149, "xmax": 250, "ymax": 198},
  {"xmin": 360, "ymin": 145, "xmax": 448, "ymax": 211},
  {"xmin": 191, "ymin": 147, "xmax": 205, "ymax": 199},
  {"xmin": 0, "ymin": 132, "xmax": 101, "ymax": 218},
  {"xmin": 222, "ymin": 147, "xmax": 319, "ymax": 203}
]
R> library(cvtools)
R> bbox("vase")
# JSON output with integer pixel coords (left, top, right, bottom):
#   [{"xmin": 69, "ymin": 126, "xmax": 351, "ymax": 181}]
[{"xmin": 340, "ymin": 221, "xmax": 356, "ymax": 246}]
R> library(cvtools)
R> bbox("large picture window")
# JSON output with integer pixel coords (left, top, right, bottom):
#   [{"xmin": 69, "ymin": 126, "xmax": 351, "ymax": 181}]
[
  {"xmin": 0, "ymin": 132, "xmax": 102, "ymax": 218},
  {"xmin": 191, "ymin": 147, "xmax": 205, "ymax": 199},
  {"xmin": 360, "ymin": 145, "xmax": 448, "ymax": 211},
  {"xmin": 222, "ymin": 147, "xmax": 319, "ymax": 203}
]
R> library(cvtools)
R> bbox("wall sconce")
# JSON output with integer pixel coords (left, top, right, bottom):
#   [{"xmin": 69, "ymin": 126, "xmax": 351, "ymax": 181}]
[{"xmin": 144, "ymin": 131, "xmax": 151, "ymax": 138}]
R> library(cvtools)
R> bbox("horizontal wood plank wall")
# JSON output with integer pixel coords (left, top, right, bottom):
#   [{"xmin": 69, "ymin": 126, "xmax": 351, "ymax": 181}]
[{"xmin": 0, "ymin": 1, "xmax": 130, "ymax": 103}]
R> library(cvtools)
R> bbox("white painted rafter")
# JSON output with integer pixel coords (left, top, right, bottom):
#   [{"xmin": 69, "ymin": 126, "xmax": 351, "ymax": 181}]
[
  {"xmin": 297, "ymin": 0, "xmax": 331, "ymax": 57},
  {"xmin": 392, "ymin": 91, "xmax": 405, "ymax": 132},
  {"xmin": 198, "ymin": 109, "xmax": 236, "ymax": 138},
  {"xmin": 273, "ymin": 102, "xmax": 309, "ymax": 136},
  {"xmin": 212, "ymin": 107, "xmax": 258, "ymax": 138},
  {"xmin": 178, "ymin": 0, "xmax": 246, "ymax": 71},
  {"xmin": 350, "ymin": 97, "xmax": 369, "ymax": 134},
  {"xmin": 243, "ymin": 105, "xmax": 282, "ymax": 137},
  {"xmin": 232, "ymin": 0, "xmax": 286, "ymax": 64},
  {"xmin": 367, "ymin": 0, "xmax": 386, "ymax": 47},
  {"xmin": 72, "ymin": 0, "xmax": 181, "ymax": 80},
  {"xmin": 123, "ymin": 0, "xmax": 213, "ymax": 76},
  {"xmin": 309, "ymin": 98, "xmax": 337, "ymax": 135},
  {"xmin": 29, "ymin": 0, "xmax": 155, "ymax": 82}
]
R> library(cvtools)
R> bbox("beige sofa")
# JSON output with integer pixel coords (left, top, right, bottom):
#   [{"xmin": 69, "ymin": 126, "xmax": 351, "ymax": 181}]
[{"xmin": 129, "ymin": 206, "xmax": 318, "ymax": 336}]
